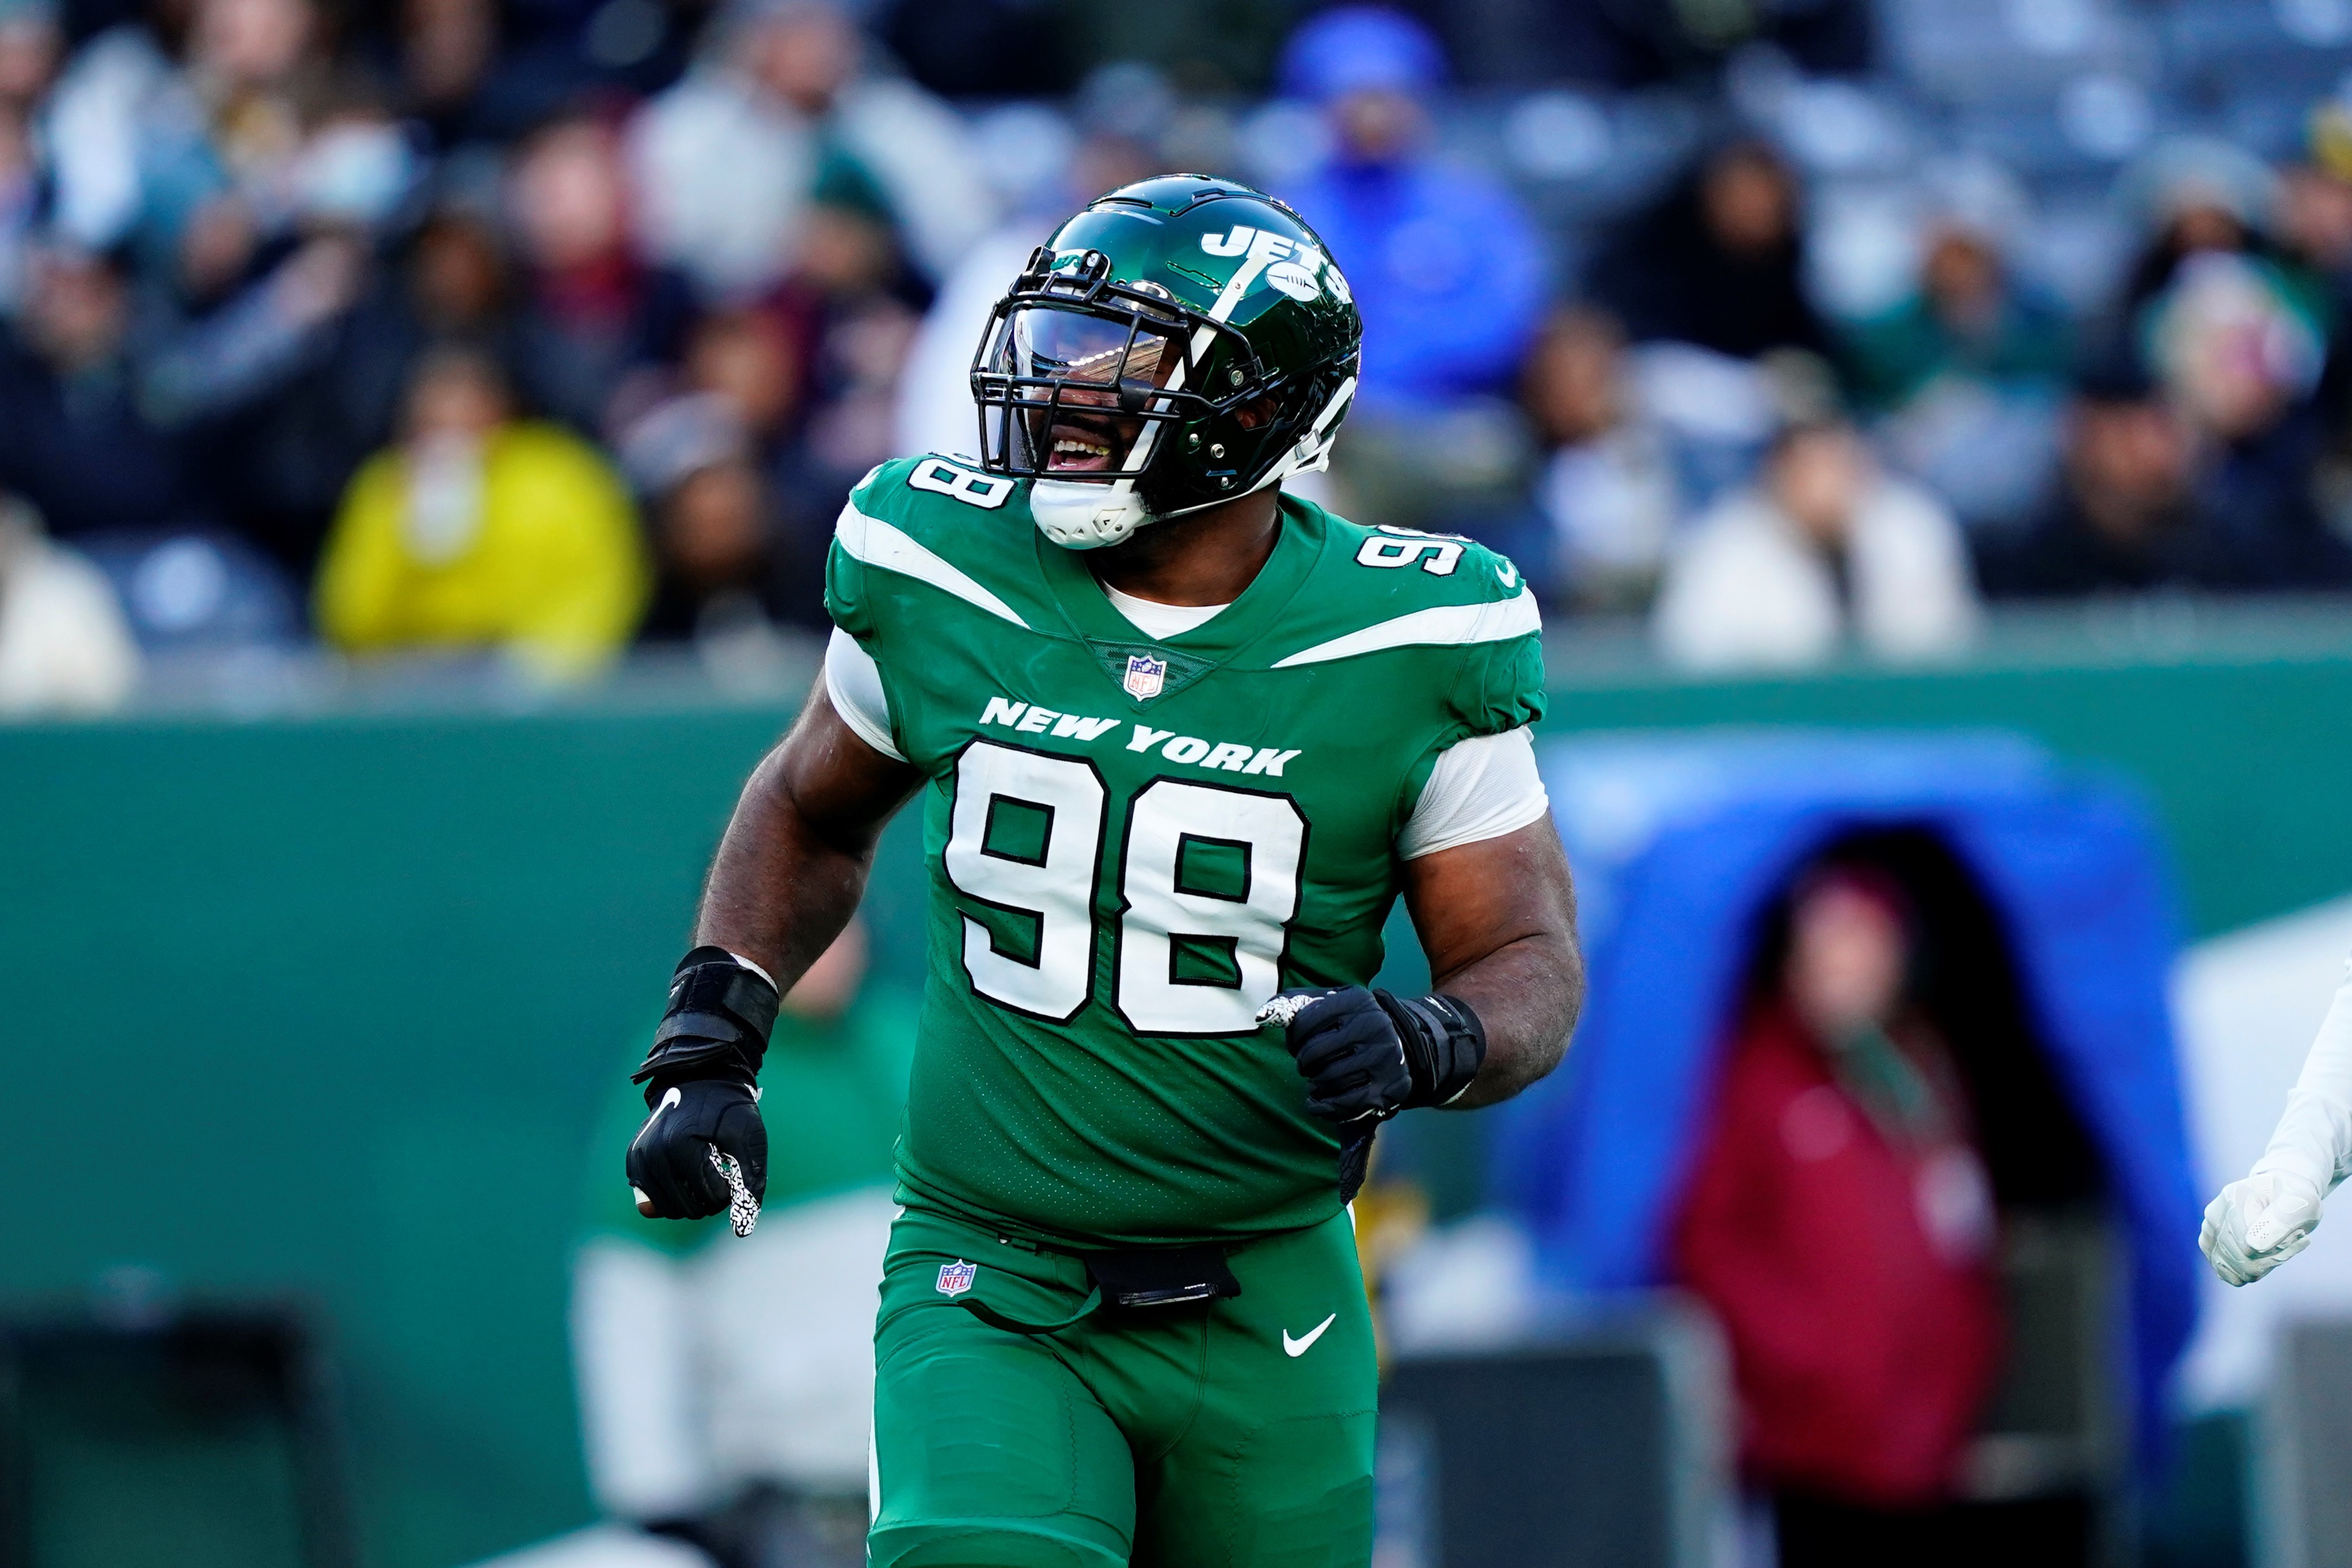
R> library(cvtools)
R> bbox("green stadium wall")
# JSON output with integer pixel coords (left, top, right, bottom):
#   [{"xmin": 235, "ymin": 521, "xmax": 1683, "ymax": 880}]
[{"xmin": 3, "ymin": 646, "xmax": 2349, "ymax": 1567}]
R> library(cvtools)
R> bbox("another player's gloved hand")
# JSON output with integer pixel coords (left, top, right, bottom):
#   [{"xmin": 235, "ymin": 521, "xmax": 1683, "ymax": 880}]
[
  {"xmin": 626, "ymin": 946, "xmax": 780, "ymax": 1223},
  {"xmin": 2201, "ymin": 1170, "xmax": 2326, "ymax": 1287},
  {"xmin": 1261, "ymin": 986, "xmax": 1487, "ymax": 1123}
]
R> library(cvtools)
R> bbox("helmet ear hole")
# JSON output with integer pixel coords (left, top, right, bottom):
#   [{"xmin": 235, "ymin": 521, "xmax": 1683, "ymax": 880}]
[{"xmin": 1232, "ymin": 395, "xmax": 1281, "ymax": 433}]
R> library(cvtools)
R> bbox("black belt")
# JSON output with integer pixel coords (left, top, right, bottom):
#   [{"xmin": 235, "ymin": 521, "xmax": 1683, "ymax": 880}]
[{"xmin": 957, "ymin": 1243, "xmax": 1243, "ymax": 1335}]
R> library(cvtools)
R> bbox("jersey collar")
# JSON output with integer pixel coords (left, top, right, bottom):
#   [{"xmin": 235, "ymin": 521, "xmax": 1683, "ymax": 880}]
[{"xmin": 1033, "ymin": 492, "xmax": 1327, "ymax": 665}]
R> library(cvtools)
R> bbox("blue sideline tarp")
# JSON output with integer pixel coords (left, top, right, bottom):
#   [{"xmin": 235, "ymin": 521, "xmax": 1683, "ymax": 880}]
[{"xmin": 1496, "ymin": 730, "xmax": 2202, "ymax": 1468}]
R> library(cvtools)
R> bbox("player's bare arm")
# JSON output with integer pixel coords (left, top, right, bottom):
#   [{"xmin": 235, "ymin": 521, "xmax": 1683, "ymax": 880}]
[
  {"xmin": 1401, "ymin": 816, "xmax": 1583, "ymax": 1109},
  {"xmin": 624, "ymin": 683, "xmax": 917, "ymax": 1224},
  {"xmin": 695, "ymin": 686, "xmax": 922, "ymax": 989}
]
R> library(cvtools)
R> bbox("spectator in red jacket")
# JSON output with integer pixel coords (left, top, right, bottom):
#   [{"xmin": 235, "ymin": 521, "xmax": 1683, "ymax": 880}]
[{"xmin": 1672, "ymin": 858, "xmax": 2002, "ymax": 1566}]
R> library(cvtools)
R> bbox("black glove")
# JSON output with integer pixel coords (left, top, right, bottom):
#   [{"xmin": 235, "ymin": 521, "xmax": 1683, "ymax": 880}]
[
  {"xmin": 626, "ymin": 946, "xmax": 780, "ymax": 1221},
  {"xmin": 1267, "ymin": 985, "xmax": 1488, "ymax": 1123},
  {"xmin": 627, "ymin": 1077, "xmax": 768, "ymax": 1220},
  {"xmin": 1261, "ymin": 985, "xmax": 1487, "ymax": 1203}
]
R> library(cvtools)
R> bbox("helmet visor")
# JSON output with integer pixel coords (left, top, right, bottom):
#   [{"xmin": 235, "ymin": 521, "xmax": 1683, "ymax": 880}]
[{"xmin": 980, "ymin": 304, "xmax": 1186, "ymax": 476}]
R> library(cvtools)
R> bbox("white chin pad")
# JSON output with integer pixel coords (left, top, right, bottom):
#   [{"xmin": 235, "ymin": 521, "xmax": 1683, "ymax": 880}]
[{"xmin": 1031, "ymin": 479, "xmax": 1155, "ymax": 550}]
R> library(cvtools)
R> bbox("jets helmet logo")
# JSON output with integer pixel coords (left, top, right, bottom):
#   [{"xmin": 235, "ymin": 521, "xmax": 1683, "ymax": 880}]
[
  {"xmin": 1124, "ymin": 654, "xmax": 1168, "ymax": 701},
  {"xmin": 1199, "ymin": 226, "xmax": 1350, "ymax": 305},
  {"xmin": 936, "ymin": 1260, "xmax": 978, "ymax": 1296}
]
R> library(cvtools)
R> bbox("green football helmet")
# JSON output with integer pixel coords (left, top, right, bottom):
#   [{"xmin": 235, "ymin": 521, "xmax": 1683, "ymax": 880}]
[{"xmin": 968, "ymin": 174, "xmax": 1363, "ymax": 549}]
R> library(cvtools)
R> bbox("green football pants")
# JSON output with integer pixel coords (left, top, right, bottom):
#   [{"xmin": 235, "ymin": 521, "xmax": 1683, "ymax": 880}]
[{"xmin": 867, "ymin": 1204, "xmax": 1377, "ymax": 1568}]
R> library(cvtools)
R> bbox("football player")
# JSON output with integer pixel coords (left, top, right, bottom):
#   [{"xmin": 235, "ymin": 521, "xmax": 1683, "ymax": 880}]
[
  {"xmin": 624, "ymin": 175, "xmax": 1585, "ymax": 1567},
  {"xmin": 2203, "ymin": 950, "xmax": 2352, "ymax": 1286}
]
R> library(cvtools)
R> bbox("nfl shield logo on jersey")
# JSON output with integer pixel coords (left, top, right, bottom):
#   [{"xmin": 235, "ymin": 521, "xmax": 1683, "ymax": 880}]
[
  {"xmin": 1123, "ymin": 654, "xmax": 1167, "ymax": 701},
  {"xmin": 936, "ymin": 1260, "xmax": 978, "ymax": 1296}
]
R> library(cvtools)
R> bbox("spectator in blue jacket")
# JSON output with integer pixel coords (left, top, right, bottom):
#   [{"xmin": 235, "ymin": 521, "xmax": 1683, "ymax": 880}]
[
  {"xmin": 1276, "ymin": 6, "xmax": 1544, "ymax": 418},
  {"xmin": 1274, "ymin": 6, "xmax": 1545, "ymax": 531}
]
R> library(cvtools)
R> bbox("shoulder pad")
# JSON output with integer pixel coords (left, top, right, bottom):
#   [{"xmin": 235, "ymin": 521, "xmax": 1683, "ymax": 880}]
[
  {"xmin": 834, "ymin": 455, "xmax": 1041, "ymax": 633},
  {"xmin": 1268, "ymin": 515, "xmax": 1540, "ymax": 671},
  {"xmin": 1330, "ymin": 520, "xmax": 1530, "ymax": 607},
  {"xmin": 852, "ymin": 455, "xmax": 1025, "ymax": 538}
]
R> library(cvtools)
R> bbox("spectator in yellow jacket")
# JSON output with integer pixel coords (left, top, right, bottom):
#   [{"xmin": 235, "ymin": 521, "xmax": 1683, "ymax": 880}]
[{"xmin": 316, "ymin": 345, "xmax": 648, "ymax": 678}]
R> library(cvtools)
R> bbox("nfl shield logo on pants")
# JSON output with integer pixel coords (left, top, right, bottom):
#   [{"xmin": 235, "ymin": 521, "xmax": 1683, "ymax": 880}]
[
  {"xmin": 936, "ymin": 1260, "xmax": 977, "ymax": 1296},
  {"xmin": 1123, "ymin": 654, "xmax": 1166, "ymax": 701}
]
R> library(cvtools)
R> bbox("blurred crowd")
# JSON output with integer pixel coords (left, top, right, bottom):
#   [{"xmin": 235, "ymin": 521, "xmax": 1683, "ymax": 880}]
[{"xmin": 9, "ymin": 0, "xmax": 2352, "ymax": 710}]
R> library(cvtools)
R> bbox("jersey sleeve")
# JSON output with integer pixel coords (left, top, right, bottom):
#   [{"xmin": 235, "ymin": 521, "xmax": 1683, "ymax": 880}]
[
  {"xmin": 821, "ymin": 465, "xmax": 892, "ymax": 641},
  {"xmin": 824, "ymin": 627, "xmax": 907, "ymax": 761},
  {"xmin": 822, "ymin": 465, "xmax": 918, "ymax": 763},
  {"xmin": 1443, "ymin": 581, "xmax": 1547, "ymax": 743},
  {"xmin": 1382, "ymin": 543, "xmax": 1548, "ymax": 844}
]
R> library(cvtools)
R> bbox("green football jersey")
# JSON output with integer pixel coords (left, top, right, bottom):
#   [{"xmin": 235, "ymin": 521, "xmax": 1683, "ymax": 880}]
[{"xmin": 826, "ymin": 455, "xmax": 1545, "ymax": 1247}]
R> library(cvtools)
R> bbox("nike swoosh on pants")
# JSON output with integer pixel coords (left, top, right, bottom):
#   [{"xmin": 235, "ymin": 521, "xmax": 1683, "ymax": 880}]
[{"xmin": 1282, "ymin": 1312, "xmax": 1337, "ymax": 1357}]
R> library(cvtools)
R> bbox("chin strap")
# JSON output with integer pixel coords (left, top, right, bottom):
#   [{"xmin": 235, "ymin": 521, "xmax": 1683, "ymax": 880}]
[{"xmin": 1031, "ymin": 477, "xmax": 1156, "ymax": 549}]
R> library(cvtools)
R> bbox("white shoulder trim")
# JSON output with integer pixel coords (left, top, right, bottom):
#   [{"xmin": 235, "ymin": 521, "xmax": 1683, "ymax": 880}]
[
  {"xmin": 823, "ymin": 627, "xmax": 906, "ymax": 762},
  {"xmin": 1272, "ymin": 587, "xmax": 1541, "ymax": 668},
  {"xmin": 834, "ymin": 500, "xmax": 1029, "ymax": 629},
  {"xmin": 1399, "ymin": 728, "xmax": 1551, "ymax": 860}
]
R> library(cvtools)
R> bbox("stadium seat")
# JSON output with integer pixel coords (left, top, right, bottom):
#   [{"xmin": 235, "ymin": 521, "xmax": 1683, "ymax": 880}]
[
  {"xmin": 1377, "ymin": 1300, "xmax": 1730, "ymax": 1568},
  {"xmin": 2260, "ymin": 1318, "xmax": 2352, "ymax": 1567},
  {"xmin": 0, "ymin": 1310, "xmax": 353, "ymax": 1568}
]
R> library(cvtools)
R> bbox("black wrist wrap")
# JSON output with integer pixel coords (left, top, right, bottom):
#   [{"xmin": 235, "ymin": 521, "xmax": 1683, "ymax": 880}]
[
  {"xmin": 631, "ymin": 945, "xmax": 782, "ymax": 1087},
  {"xmin": 1373, "ymin": 989, "xmax": 1488, "ymax": 1108}
]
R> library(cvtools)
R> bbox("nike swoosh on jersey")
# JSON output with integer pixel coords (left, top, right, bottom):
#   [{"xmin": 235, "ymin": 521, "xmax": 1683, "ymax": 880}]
[{"xmin": 1282, "ymin": 1312, "xmax": 1338, "ymax": 1357}]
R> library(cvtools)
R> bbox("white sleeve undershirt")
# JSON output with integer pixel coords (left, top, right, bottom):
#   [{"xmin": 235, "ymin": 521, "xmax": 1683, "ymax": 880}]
[
  {"xmin": 2252, "ymin": 950, "xmax": 2352, "ymax": 1194},
  {"xmin": 823, "ymin": 627, "xmax": 906, "ymax": 762},
  {"xmin": 823, "ymin": 627, "xmax": 1549, "ymax": 857},
  {"xmin": 1399, "ymin": 727, "xmax": 1551, "ymax": 859}
]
